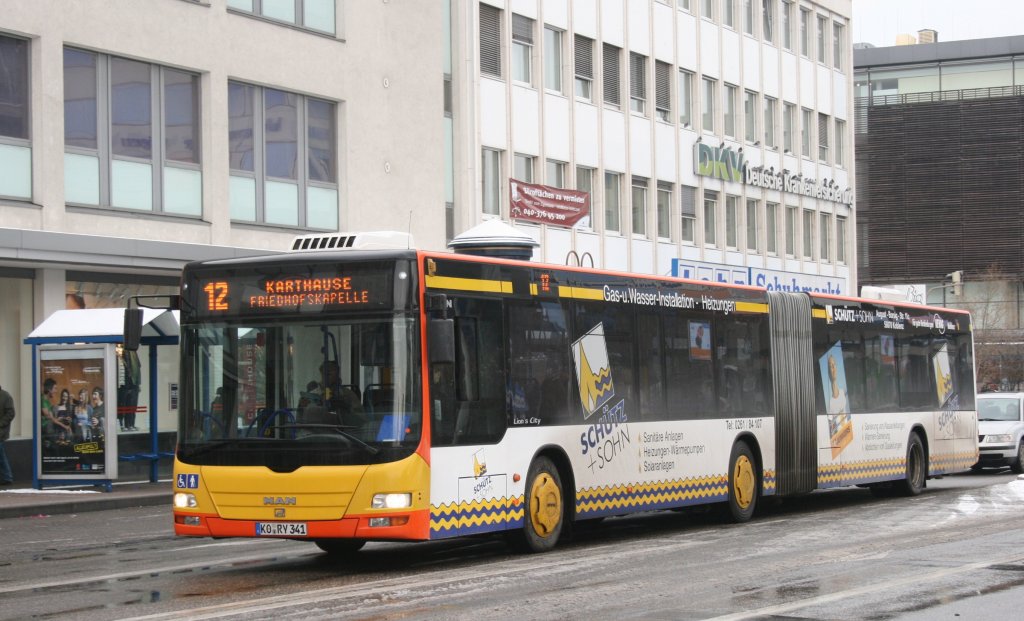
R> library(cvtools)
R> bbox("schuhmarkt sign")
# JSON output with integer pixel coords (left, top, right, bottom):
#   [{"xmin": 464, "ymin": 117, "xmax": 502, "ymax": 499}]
[{"xmin": 510, "ymin": 179, "xmax": 590, "ymax": 227}]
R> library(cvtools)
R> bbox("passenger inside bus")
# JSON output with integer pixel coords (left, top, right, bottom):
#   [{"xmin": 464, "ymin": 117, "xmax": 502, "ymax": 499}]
[{"xmin": 318, "ymin": 361, "xmax": 367, "ymax": 428}]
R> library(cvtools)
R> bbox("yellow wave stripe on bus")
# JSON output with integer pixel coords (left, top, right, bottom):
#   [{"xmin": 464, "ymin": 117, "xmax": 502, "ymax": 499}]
[
  {"xmin": 430, "ymin": 497, "xmax": 524, "ymax": 532},
  {"xmin": 930, "ymin": 450, "xmax": 980, "ymax": 473},
  {"xmin": 425, "ymin": 275, "xmax": 513, "ymax": 294}
]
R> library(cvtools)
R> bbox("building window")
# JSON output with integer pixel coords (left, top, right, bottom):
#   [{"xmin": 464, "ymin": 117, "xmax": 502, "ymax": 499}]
[
  {"xmin": 743, "ymin": 0, "xmax": 754, "ymax": 35},
  {"xmin": 679, "ymin": 0, "xmax": 692, "ymax": 12},
  {"xmin": 632, "ymin": 176, "xmax": 648, "ymax": 236},
  {"xmin": 836, "ymin": 216, "xmax": 847, "ymax": 263},
  {"xmin": 681, "ymin": 185, "xmax": 697, "ymax": 243},
  {"xmin": 679, "ymin": 70, "xmax": 694, "ymax": 127},
  {"xmin": 781, "ymin": 1, "xmax": 792, "ymax": 50},
  {"xmin": 801, "ymin": 107, "xmax": 813, "ymax": 158},
  {"xmin": 0, "ymin": 34, "xmax": 30, "ymax": 201},
  {"xmin": 765, "ymin": 202, "xmax": 778, "ymax": 254},
  {"xmin": 746, "ymin": 198, "xmax": 759, "ymax": 251},
  {"xmin": 576, "ymin": 166, "xmax": 594, "ymax": 228},
  {"xmin": 512, "ymin": 14, "xmax": 534, "ymax": 85},
  {"xmin": 818, "ymin": 112, "xmax": 829, "ymax": 162},
  {"xmin": 724, "ymin": 85, "xmax": 737, "ymax": 138},
  {"xmin": 833, "ymin": 22, "xmax": 844, "ymax": 71},
  {"xmin": 835, "ymin": 119, "xmax": 845, "ymax": 167},
  {"xmin": 228, "ymin": 81, "xmax": 337, "ymax": 228},
  {"xmin": 723, "ymin": 0, "xmax": 735, "ymax": 28},
  {"xmin": 762, "ymin": 0, "xmax": 774, "ymax": 43},
  {"xmin": 785, "ymin": 205, "xmax": 796, "ymax": 256},
  {"xmin": 544, "ymin": 27, "xmax": 563, "ymax": 93},
  {"xmin": 819, "ymin": 212, "xmax": 831, "ymax": 262},
  {"xmin": 800, "ymin": 8, "xmax": 810, "ymax": 57},
  {"xmin": 702, "ymin": 77, "xmax": 716, "ymax": 133},
  {"xmin": 725, "ymin": 195, "xmax": 739, "ymax": 248},
  {"xmin": 227, "ymin": 0, "xmax": 336, "ymax": 35},
  {"xmin": 482, "ymin": 148, "xmax": 502, "ymax": 215},
  {"xmin": 575, "ymin": 35, "xmax": 594, "ymax": 101},
  {"xmin": 744, "ymin": 90, "xmax": 758, "ymax": 143},
  {"xmin": 64, "ymin": 49, "xmax": 203, "ymax": 216},
  {"xmin": 783, "ymin": 102, "xmax": 795, "ymax": 153},
  {"xmin": 816, "ymin": 15, "xmax": 828, "ymax": 64},
  {"xmin": 657, "ymin": 182, "xmax": 672, "ymax": 239},
  {"xmin": 764, "ymin": 96, "xmax": 777, "ymax": 148},
  {"xmin": 514, "ymin": 153, "xmax": 534, "ymax": 182},
  {"xmin": 704, "ymin": 190, "xmax": 718, "ymax": 246},
  {"xmin": 603, "ymin": 44, "xmax": 621, "ymax": 108},
  {"xmin": 605, "ymin": 171, "xmax": 622, "ymax": 233},
  {"xmin": 655, "ymin": 61, "xmax": 672, "ymax": 122},
  {"xmin": 480, "ymin": 4, "xmax": 502, "ymax": 78},
  {"xmin": 701, "ymin": 0, "xmax": 716, "ymax": 22},
  {"xmin": 630, "ymin": 53, "xmax": 647, "ymax": 114},
  {"xmin": 546, "ymin": 159, "xmax": 565, "ymax": 187},
  {"xmin": 802, "ymin": 208, "xmax": 815, "ymax": 259}
]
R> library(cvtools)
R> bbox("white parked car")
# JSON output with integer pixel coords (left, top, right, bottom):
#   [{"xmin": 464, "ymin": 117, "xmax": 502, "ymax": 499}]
[{"xmin": 974, "ymin": 392, "xmax": 1024, "ymax": 473}]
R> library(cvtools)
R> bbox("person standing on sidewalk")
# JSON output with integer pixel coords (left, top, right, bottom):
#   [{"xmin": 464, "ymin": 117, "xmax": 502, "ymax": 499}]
[{"xmin": 0, "ymin": 382, "xmax": 15, "ymax": 485}]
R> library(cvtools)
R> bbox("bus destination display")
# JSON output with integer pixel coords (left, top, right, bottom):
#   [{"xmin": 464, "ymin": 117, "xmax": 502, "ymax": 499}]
[{"xmin": 189, "ymin": 267, "xmax": 394, "ymax": 317}]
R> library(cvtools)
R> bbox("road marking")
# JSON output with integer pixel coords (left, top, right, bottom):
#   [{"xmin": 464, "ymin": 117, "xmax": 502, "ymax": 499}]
[{"xmin": 704, "ymin": 552, "xmax": 1024, "ymax": 621}]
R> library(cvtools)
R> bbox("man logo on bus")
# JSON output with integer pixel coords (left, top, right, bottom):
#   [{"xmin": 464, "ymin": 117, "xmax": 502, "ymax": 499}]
[{"xmin": 572, "ymin": 323, "xmax": 615, "ymax": 420}]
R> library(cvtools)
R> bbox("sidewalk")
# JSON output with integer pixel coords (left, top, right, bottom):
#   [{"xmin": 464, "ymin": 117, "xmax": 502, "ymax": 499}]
[{"xmin": 0, "ymin": 480, "xmax": 172, "ymax": 520}]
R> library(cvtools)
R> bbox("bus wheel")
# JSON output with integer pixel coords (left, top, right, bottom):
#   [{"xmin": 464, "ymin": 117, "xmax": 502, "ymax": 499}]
[
  {"xmin": 520, "ymin": 456, "xmax": 565, "ymax": 553},
  {"xmin": 898, "ymin": 433, "xmax": 926, "ymax": 497},
  {"xmin": 727, "ymin": 441, "xmax": 758, "ymax": 523},
  {"xmin": 314, "ymin": 539, "xmax": 366, "ymax": 555}
]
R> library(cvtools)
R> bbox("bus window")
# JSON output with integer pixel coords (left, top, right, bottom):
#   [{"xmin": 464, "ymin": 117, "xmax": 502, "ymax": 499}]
[
  {"xmin": 664, "ymin": 310, "xmax": 716, "ymax": 419},
  {"xmin": 813, "ymin": 328, "xmax": 866, "ymax": 414},
  {"xmin": 432, "ymin": 297, "xmax": 506, "ymax": 446},
  {"xmin": 864, "ymin": 333, "xmax": 899, "ymax": 411},
  {"xmin": 716, "ymin": 315, "xmax": 772, "ymax": 417},
  {"xmin": 637, "ymin": 310, "xmax": 665, "ymax": 418},
  {"xmin": 507, "ymin": 300, "xmax": 572, "ymax": 425},
  {"xmin": 897, "ymin": 335, "xmax": 934, "ymax": 410}
]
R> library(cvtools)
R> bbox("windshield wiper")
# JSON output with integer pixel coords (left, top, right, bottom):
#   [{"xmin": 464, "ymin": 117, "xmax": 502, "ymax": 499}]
[{"xmin": 281, "ymin": 424, "xmax": 380, "ymax": 455}]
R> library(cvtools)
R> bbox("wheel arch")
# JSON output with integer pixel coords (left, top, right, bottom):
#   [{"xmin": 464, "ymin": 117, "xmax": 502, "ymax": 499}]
[
  {"xmin": 733, "ymin": 432, "xmax": 764, "ymax": 489},
  {"xmin": 909, "ymin": 424, "xmax": 930, "ymax": 475}
]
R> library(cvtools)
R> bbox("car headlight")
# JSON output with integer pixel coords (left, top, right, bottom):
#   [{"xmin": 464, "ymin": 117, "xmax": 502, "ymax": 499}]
[
  {"xmin": 174, "ymin": 492, "xmax": 197, "ymax": 508},
  {"xmin": 372, "ymin": 493, "xmax": 412, "ymax": 509},
  {"xmin": 985, "ymin": 434, "xmax": 1014, "ymax": 444}
]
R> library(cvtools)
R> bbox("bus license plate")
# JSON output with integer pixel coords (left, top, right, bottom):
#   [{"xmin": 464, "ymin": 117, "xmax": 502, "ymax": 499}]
[{"xmin": 255, "ymin": 522, "xmax": 307, "ymax": 536}]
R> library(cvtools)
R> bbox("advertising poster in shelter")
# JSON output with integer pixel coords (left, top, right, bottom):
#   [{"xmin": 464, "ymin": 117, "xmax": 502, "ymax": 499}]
[{"xmin": 38, "ymin": 347, "xmax": 108, "ymax": 475}]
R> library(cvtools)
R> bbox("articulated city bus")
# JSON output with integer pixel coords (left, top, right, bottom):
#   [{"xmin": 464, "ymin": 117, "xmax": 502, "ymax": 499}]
[{"xmin": 169, "ymin": 232, "xmax": 977, "ymax": 554}]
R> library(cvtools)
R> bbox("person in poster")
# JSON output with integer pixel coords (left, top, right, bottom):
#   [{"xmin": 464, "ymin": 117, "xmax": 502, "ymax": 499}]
[
  {"xmin": 819, "ymin": 342, "xmax": 854, "ymax": 457},
  {"xmin": 40, "ymin": 354, "xmax": 106, "ymax": 475},
  {"xmin": 689, "ymin": 321, "xmax": 712, "ymax": 361}
]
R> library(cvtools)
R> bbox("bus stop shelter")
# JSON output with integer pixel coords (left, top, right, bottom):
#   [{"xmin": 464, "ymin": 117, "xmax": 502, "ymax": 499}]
[{"xmin": 24, "ymin": 308, "xmax": 179, "ymax": 491}]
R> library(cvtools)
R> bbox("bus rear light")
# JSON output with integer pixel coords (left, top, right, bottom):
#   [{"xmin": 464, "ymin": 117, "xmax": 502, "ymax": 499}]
[{"xmin": 368, "ymin": 516, "xmax": 410, "ymax": 528}]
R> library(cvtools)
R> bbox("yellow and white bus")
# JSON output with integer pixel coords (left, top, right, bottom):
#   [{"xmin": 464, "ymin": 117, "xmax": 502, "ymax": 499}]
[{"xmin": 168, "ymin": 234, "xmax": 978, "ymax": 554}]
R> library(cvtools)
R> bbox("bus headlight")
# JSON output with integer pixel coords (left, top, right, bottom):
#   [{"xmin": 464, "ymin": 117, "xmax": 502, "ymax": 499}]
[
  {"xmin": 985, "ymin": 434, "xmax": 1014, "ymax": 444},
  {"xmin": 174, "ymin": 492, "xmax": 197, "ymax": 508},
  {"xmin": 372, "ymin": 493, "xmax": 412, "ymax": 509}
]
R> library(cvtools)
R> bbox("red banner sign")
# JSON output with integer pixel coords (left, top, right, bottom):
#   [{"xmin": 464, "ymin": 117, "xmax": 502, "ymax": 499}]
[{"xmin": 509, "ymin": 179, "xmax": 590, "ymax": 227}]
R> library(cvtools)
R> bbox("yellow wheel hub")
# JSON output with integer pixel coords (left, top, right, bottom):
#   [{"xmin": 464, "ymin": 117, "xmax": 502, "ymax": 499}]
[
  {"xmin": 529, "ymin": 472, "xmax": 562, "ymax": 537},
  {"xmin": 733, "ymin": 455, "xmax": 755, "ymax": 510}
]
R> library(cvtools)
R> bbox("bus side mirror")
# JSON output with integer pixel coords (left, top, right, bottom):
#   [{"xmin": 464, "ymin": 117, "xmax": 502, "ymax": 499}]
[
  {"xmin": 123, "ymin": 307, "xmax": 143, "ymax": 351},
  {"xmin": 428, "ymin": 318, "xmax": 455, "ymax": 364}
]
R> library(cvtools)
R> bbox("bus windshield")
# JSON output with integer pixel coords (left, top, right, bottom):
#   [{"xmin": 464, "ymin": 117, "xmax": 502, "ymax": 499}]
[{"xmin": 179, "ymin": 314, "xmax": 421, "ymax": 469}]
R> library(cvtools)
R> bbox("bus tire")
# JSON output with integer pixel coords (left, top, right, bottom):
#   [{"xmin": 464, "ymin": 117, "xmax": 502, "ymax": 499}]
[
  {"xmin": 314, "ymin": 539, "xmax": 366, "ymax": 555},
  {"xmin": 517, "ymin": 456, "xmax": 565, "ymax": 553},
  {"xmin": 726, "ymin": 441, "xmax": 758, "ymax": 523},
  {"xmin": 897, "ymin": 433, "xmax": 926, "ymax": 497}
]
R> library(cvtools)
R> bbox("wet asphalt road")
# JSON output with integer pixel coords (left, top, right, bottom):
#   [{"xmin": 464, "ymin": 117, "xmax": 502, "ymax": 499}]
[{"xmin": 0, "ymin": 470, "xmax": 1021, "ymax": 620}]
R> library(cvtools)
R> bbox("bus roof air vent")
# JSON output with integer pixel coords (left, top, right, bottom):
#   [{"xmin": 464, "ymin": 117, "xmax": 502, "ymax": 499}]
[
  {"xmin": 447, "ymin": 220, "xmax": 539, "ymax": 261},
  {"xmin": 290, "ymin": 231, "xmax": 414, "ymax": 252}
]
